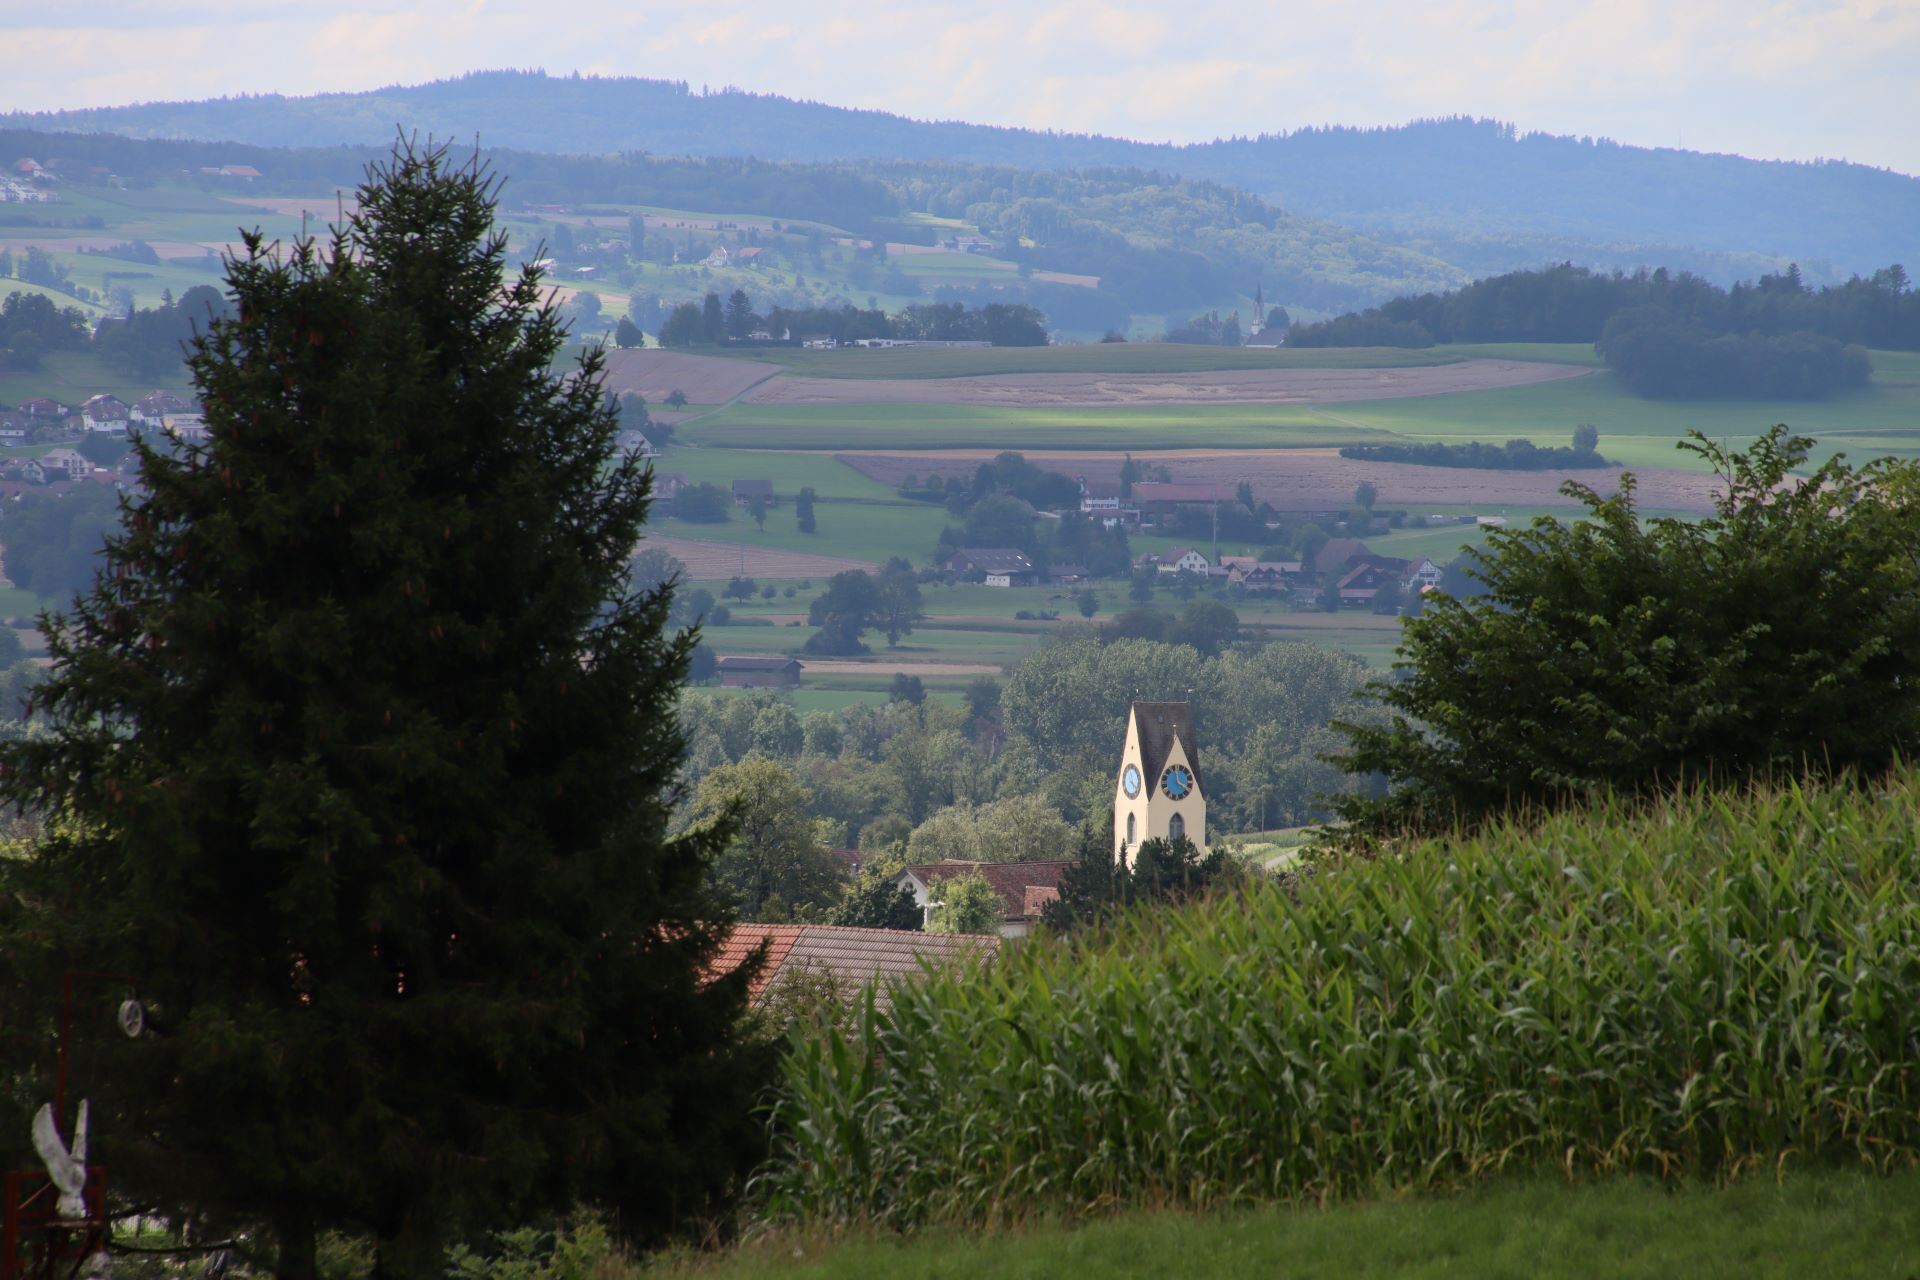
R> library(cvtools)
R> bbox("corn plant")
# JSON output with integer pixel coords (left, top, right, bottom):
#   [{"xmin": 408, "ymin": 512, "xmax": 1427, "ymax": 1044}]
[{"xmin": 753, "ymin": 771, "xmax": 1920, "ymax": 1229}]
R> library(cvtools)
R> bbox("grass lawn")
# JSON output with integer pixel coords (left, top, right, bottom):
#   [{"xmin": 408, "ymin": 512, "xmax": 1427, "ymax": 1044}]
[
  {"xmin": 654, "ymin": 500, "xmax": 951, "ymax": 566},
  {"xmin": 684, "ymin": 402, "xmax": 1400, "ymax": 451},
  {"xmin": 690, "ymin": 1167, "xmax": 1920, "ymax": 1279},
  {"xmin": 714, "ymin": 343, "xmax": 1465, "ymax": 380},
  {"xmin": 1435, "ymin": 341, "xmax": 1607, "ymax": 367}
]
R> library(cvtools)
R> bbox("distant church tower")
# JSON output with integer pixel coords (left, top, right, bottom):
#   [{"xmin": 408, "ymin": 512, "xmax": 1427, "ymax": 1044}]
[{"xmin": 1113, "ymin": 701, "xmax": 1207, "ymax": 868}]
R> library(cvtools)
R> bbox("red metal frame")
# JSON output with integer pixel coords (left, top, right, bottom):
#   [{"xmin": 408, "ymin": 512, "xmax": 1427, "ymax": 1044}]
[{"xmin": 3, "ymin": 1168, "xmax": 108, "ymax": 1280}]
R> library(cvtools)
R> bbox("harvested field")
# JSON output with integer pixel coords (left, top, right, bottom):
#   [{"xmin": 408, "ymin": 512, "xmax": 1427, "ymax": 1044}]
[
  {"xmin": 747, "ymin": 360, "xmax": 1591, "ymax": 408},
  {"xmin": 641, "ymin": 535, "xmax": 878, "ymax": 579},
  {"xmin": 222, "ymin": 196, "xmax": 358, "ymax": 218},
  {"xmin": 840, "ymin": 449, "xmax": 1727, "ymax": 513},
  {"xmin": 601, "ymin": 350, "xmax": 785, "ymax": 404}
]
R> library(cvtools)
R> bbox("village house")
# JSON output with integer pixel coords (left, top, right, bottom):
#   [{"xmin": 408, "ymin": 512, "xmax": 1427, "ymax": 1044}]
[
  {"xmin": 164, "ymin": 413, "xmax": 211, "ymax": 444},
  {"xmin": 700, "ymin": 246, "xmax": 731, "ymax": 268},
  {"xmin": 709, "ymin": 923, "xmax": 998, "ymax": 1012},
  {"xmin": 18, "ymin": 398, "xmax": 71, "ymax": 421},
  {"xmin": 0, "ymin": 413, "xmax": 27, "ymax": 444},
  {"xmin": 1129, "ymin": 482, "xmax": 1241, "ymax": 526},
  {"xmin": 944, "ymin": 547, "xmax": 1036, "ymax": 587},
  {"xmin": 0, "ymin": 457, "xmax": 46, "ymax": 485},
  {"xmin": 1139, "ymin": 546, "xmax": 1211, "ymax": 577},
  {"xmin": 81, "ymin": 394, "xmax": 131, "ymax": 434},
  {"xmin": 652, "ymin": 471, "xmax": 691, "ymax": 501},
  {"xmin": 616, "ymin": 429, "xmax": 659, "ymax": 459},
  {"xmin": 715, "ymin": 655, "xmax": 802, "ymax": 689},
  {"xmin": 131, "ymin": 391, "xmax": 193, "ymax": 428},
  {"xmin": 891, "ymin": 860, "xmax": 1073, "ymax": 939},
  {"xmin": 40, "ymin": 449, "xmax": 91, "ymax": 482},
  {"xmin": 1407, "ymin": 557, "xmax": 1444, "ymax": 593},
  {"xmin": 731, "ymin": 478, "xmax": 774, "ymax": 508}
]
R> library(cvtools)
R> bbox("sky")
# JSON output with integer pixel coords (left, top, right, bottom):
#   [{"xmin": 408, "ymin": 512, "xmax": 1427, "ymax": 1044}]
[{"xmin": 5, "ymin": 0, "xmax": 1919, "ymax": 174}]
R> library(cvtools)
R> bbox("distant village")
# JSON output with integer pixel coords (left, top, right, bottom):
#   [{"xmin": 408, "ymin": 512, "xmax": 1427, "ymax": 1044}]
[{"xmin": 0, "ymin": 390, "xmax": 200, "ymax": 495}]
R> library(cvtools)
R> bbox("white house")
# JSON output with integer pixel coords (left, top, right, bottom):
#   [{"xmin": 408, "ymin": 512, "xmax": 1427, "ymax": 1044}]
[
  {"xmin": 890, "ymin": 860, "xmax": 1073, "ymax": 940},
  {"xmin": 1154, "ymin": 547, "xmax": 1211, "ymax": 576},
  {"xmin": 40, "ymin": 448, "xmax": 91, "ymax": 481},
  {"xmin": 1407, "ymin": 558, "xmax": 1444, "ymax": 592},
  {"xmin": 700, "ymin": 246, "xmax": 731, "ymax": 268}
]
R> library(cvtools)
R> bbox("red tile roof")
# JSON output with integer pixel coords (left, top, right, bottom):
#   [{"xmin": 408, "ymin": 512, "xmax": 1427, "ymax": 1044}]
[{"xmin": 709, "ymin": 923, "xmax": 999, "ymax": 1010}]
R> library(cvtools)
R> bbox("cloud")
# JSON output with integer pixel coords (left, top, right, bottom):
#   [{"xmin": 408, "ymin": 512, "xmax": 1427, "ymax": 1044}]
[{"xmin": 2, "ymin": 0, "xmax": 1915, "ymax": 172}]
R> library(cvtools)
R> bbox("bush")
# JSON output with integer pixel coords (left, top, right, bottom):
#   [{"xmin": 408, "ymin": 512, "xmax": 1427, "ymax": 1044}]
[
  {"xmin": 757, "ymin": 769, "xmax": 1920, "ymax": 1229},
  {"xmin": 1333, "ymin": 427, "xmax": 1920, "ymax": 835}
]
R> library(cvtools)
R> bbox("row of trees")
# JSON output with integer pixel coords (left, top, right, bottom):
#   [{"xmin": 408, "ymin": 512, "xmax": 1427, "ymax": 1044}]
[
  {"xmin": 655, "ymin": 288, "xmax": 1050, "ymax": 347},
  {"xmin": 1339, "ymin": 427, "xmax": 1609, "ymax": 469}
]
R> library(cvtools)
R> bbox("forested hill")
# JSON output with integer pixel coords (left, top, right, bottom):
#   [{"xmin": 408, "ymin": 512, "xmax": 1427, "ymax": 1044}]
[{"xmin": 9, "ymin": 70, "xmax": 1917, "ymax": 280}]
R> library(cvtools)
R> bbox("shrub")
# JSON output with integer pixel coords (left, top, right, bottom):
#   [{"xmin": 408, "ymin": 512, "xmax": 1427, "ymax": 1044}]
[
  {"xmin": 1334, "ymin": 428, "xmax": 1920, "ymax": 835},
  {"xmin": 756, "ymin": 769, "xmax": 1920, "ymax": 1229}
]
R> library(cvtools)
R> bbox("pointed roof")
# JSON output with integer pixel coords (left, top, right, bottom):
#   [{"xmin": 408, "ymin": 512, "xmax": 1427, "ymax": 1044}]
[{"xmin": 1130, "ymin": 701, "xmax": 1204, "ymax": 798}]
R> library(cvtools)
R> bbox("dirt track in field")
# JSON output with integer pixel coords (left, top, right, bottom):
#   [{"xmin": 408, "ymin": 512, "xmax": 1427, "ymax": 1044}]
[
  {"xmin": 640, "ymin": 535, "xmax": 877, "ymax": 579},
  {"xmin": 748, "ymin": 360, "xmax": 1592, "ymax": 408},
  {"xmin": 839, "ymin": 450, "xmax": 1728, "ymax": 513},
  {"xmin": 601, "ymin": 350, "xmax": 785, "ymax": 404}
]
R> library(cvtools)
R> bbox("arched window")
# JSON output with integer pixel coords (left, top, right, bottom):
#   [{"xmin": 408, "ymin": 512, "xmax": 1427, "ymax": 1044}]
[
  {"xmin": 1126, "ymin": 813, "xmax": 1137, "ymax": 845},
  {"xmin": 1169, "ymin": 812, "xmax": 1186, "ymax": 842}
]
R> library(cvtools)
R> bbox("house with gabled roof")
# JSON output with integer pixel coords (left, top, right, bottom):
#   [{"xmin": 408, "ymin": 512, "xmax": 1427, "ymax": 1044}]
[
  {"xmin": 40, "ymin": 449, "xmax": 91, "ymax": 482},
  {"xmin": 891, "ymin": 860, "xmax": 1074, "ymax": 939},
  {"xmin": 945, "ymin": 547, "xmax": 1035, "ymax": 586},
  {"xmin": 81, "ymin": 394, "xmax": 131, "ymax": 433},
  {"xmin": 131, "ymin": 391, "xmax": 193, "ymax": 427},
  {"xmin": 731, "ymin": 478, "xmax": 774, "ymax": 507},
  {"xmin": 708, "ymin": 923, "xmax": 999, "ymax": 1012}
]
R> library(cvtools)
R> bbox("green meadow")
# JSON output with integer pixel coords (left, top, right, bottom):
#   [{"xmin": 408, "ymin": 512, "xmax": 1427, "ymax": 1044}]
[{"xmin": 683, "ymin": 402, "xmax": 1398, "ymax": 451}]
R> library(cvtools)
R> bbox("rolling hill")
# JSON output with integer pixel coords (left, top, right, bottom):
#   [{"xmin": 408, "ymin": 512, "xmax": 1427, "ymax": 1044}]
[{"xmin": 9, "ymin": 70, "xmax": 1917, "ymax": 282}]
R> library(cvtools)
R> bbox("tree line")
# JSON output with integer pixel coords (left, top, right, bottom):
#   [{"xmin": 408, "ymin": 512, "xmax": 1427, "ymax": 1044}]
[{"xmin": 1290, "ymin": 262, "xmax": 1913, "ymax": 398}]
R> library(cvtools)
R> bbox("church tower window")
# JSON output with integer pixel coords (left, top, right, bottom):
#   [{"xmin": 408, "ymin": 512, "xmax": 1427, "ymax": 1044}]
[
  {"xmin": 1126, "ymin": 813, "xmax": 1136, "ymax": 845},
  {"xmin": 1169, "ymin": 812, "xmax": 1185, "ymax": 842}
]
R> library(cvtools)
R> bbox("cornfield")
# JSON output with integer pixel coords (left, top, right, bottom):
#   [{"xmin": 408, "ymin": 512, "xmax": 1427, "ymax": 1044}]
[{"xmin": 753, "ymin": 772, "xmax": 1920, "ymax": 1229}]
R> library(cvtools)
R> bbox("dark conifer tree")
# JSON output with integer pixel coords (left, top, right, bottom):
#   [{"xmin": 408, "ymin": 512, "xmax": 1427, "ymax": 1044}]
[{"xmin": 0, "ymin": 144, "xmax": 764, "ymax": 1276}]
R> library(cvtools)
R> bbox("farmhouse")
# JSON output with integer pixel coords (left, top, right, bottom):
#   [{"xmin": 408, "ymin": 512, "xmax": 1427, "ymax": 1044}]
[
  {"xmin": 1129, "ymin": 482, "xmax": 1240, "ymax": 525},
  {"xmin": 0, "ymin": 414, "xmax": 26, "ymax": 444},
  {"xmin": 710, "ymin": 923, "xmax": 998, "ymax": 1012},
  {"xmin": 652, "ymin": 471, "xmax": 691, "ymax": 500},
  {"xmin": 131, "ymin": 391, "xmax": 193, "ymax": 427},
  {"xmin": 891, "ymin": 861, "xmax": 1073, "ymax": 939},
  {"xmin": 1139, "ymin": 546, "xmax": 1211, "ymax": 576},
  {"xmin": 731, "ymin": 478, "xmax": 774, "ymax": 508},
  {"xmin": 81, "ymin": 394, "xmax": 131, "ymax": 433},
  {"xmin": 1112, "ymin": 700, "xmax": 1207, "ymax": 868},
  {"xmin": 716, "ymin": 656, "xmax": 801, "ymax": 689},
  {"xmin": 40, "ymin": 449, "xmax": 91, "ymax": 481},
  {"xmin": 945, "ymin": 547, "xmax": 1035, "ymax": 586}
]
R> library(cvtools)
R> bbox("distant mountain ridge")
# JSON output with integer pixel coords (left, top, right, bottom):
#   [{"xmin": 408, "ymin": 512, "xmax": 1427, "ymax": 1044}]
[{"xmin": 9, "ymin": 70, "xmax": 1917, "ymax": 281}]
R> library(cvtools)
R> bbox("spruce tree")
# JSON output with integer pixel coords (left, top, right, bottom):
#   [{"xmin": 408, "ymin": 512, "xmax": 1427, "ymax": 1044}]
[{"xmin": 0, "ymin": 144, "xmax": 763, "ymax": 1276}]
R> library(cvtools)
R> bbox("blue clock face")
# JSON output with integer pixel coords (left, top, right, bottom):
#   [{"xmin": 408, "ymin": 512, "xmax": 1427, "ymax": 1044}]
[
  {"xmin": 1161, "ymin": 765, "xmax": 1194, "ymax": 800},
  {"xmin": 1121, "ymin": 765, "xmax": 1142, "ymax": 798}
]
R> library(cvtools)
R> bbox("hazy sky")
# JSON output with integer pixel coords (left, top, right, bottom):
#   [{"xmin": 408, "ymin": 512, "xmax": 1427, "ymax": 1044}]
[{"xmin": 7, "ymin": 0, "xmax": 1919, "ymax": 173}]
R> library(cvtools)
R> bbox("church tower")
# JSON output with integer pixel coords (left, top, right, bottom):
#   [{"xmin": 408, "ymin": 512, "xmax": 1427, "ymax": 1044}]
[{"xmin": 1113, "ymin": 701, "xmax": 1207, "ymax": 868}]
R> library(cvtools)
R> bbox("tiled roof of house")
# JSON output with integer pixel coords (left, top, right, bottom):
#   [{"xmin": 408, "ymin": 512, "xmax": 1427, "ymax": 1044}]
[
  {"xmin": 1309, "ymin": 538, "xmax": 1372, "ymax": 575},
  {"xmin": 904, "ymin": 860, "xmax": 1075, "ymax": 923},
  {"xmin": 711, "ymin": 923, "xmax": 999, "ymax": 1011},
  {"xmin": 1131, "ymin": 482, "xmax": 1240, "ymax": 504}
]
